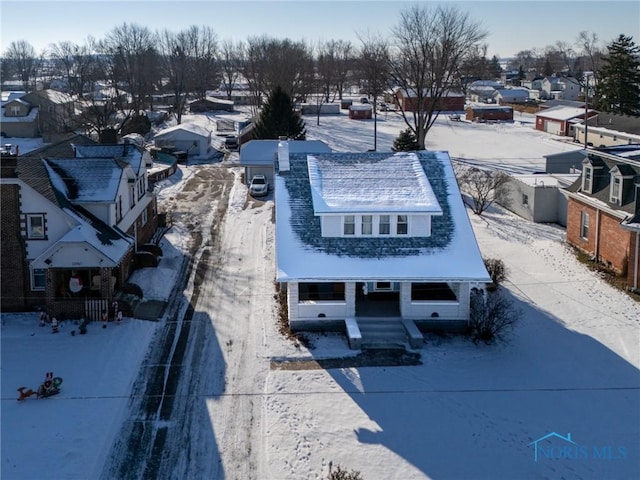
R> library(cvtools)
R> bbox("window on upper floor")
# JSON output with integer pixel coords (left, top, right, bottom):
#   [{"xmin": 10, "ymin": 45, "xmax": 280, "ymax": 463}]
[
  {"xmin": 11, "ymin": 106, "xmax": 20, "ymax": 115},
  {"xmin": 397, "ymin": 215, "xmax": 408, "ymax": 235},
  {"xmin": 27, "ymin": 214, "xmax": 45, "ymax": 239},
  {"xmin": 610, "ymin": 176, "xmax": 621, "ymax": 204},
  {"xmin": 141, "ymin": 208, "xmax": 148, "ymax": 226},
  {"xmin": 582, "ymin": 166, "xmax": 593, "ymax": 193},
  {"xmin": 522, "ymin": 193, "xmax": 529, "ymax": 205},
  {"xmin": 361, "ymin": 215, "xmax": 372, "ymax": 235},
  {"xmin": 580, "ymin": 211, "xmax": 590, "ymax": 240},
  {"xmin": 343, "ymin": 215, "xmax": 355, "ymax": 235},
  {"xmin": 129, "ymin": 185, "xmax": 135, "ymax": 209}
]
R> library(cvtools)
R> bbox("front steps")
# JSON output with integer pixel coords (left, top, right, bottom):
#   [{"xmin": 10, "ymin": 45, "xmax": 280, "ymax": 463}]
[{"xmin": 353, "ymin": 317, "xmax": 424, "ymax": 350}]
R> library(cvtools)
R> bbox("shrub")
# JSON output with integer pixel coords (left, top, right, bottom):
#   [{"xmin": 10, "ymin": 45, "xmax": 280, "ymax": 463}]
[
  {"xmin": 392, "ymin": 128, "xmax": 419, "ymax": 151},
  {"xmin": 469, "ymin": 289, "xmax": 521, "ymax": 344},
  {"xmin": 328, "ymin": 462, "xmax": 363, "ymax": 480},
  {"xmin": 484, "ymin": 258, "xmax": 507, "ymax": 289}
]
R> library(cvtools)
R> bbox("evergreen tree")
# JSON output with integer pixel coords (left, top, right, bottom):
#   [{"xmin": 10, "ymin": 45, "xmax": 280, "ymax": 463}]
[
  {"xmin": 487, "ymin": 55, "xmax": 502, "ymax": 80},
  {"xmin": 252, "ymin": 85, "xmax": 306, "ymax": 140},
  {"xmin": 597, "ymin": 34, "xmax": 640, "ymax": 115},
  {"xmin": 392, "ymin": 128, "xmax": 419, "ymax": 152}
]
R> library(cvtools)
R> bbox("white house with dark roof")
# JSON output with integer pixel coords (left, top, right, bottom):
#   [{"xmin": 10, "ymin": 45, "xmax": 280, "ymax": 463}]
[{"xmin": 274, "ymin": 146, "xmax": 490, "ymax": 347}]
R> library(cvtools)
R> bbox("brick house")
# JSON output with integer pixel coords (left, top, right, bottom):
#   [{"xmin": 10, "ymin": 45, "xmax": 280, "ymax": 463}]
[
  {"xmin": 563, "ymin": 145, "xmax": 640, "ymax": 289},
  {"xmin": 393, "ymin": 88, "xmax": 465, "ymax": 112},
  {"xmin": 0, "ymin": 135, "xmax": 159, "ymax": 318}
]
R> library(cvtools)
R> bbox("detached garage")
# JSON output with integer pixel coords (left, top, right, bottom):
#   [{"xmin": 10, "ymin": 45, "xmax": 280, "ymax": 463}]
[
  {"xmin": 535, "ymin": 106, "xmax": 597, "ymax": 137},
  {"xmin": 153, "ymin": 123, "xmax": 212, "ymax": 157}
]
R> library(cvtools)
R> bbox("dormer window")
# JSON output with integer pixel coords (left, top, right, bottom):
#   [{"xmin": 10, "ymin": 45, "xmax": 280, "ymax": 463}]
[
  {"xmin": 379, "ymin": 215, "xmax": 390, "ymax": 235},
  {"xmin": 610, "ymin": 175, "xmax": 621, "ymax": 204},
  {"xmin": 582, "ymin": 166, "xmax": 593, "ymax": 193}
]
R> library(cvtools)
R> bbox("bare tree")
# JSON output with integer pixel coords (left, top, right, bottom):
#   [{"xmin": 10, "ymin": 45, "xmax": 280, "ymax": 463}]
[
  {"xmin": 219, "ymin": 38, "xmax": 243, "ymax": 99},
  {"xmin": 184, "ymin": 25, "xmax": 219, "ymax": 101},
  {"xmin": 357, "ymin": 32, "xmax": 390, "ymax": 151},
  {"xmin": 100, "ymin": 23, "xmax": 159, "ymax": 116},
  {"xmin": 48, "ymin": 39, "xmax": 96, "ymax": 98},
  {"xmin": 454, "ymin": 43, "xmax": 489, "ymax": 95},
  {"xmin": 388, "ymin": 5, "xmax": 487, "ymax": 150},
  {"xmin": 157, "ymin": 28, "xmax": 190, "ymax": 123},
  {"xmin": 469, "ymin": 288, "xmax": 521, "ymax": 344},
  {"xmin": 455, "ymin": 163, "xmax": 511, "ymax": 215},
  {"xmin": 3, "ymin": 40, "xmax": 40, "ymax": 91},
  {"xmin": 240, "ymin": 36, "xmax": 314, "ymax": 115}
]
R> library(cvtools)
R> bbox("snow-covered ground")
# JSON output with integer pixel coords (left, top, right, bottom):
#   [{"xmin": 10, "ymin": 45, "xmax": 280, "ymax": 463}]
[{"xmin": 2, "ymin": 110, "xmax": 639, "ymax": 479}]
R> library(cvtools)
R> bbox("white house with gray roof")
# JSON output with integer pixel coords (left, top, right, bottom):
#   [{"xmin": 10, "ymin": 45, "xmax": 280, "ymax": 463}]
[{"xmin": 274, "ymin": 146, "xmax": 490, "ymax": 347}]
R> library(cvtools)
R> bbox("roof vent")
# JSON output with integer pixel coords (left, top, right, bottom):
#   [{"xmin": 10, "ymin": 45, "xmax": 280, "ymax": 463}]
[{"xmin": 278, "ymin": 136, "xmax": 289, "ymax": 172}]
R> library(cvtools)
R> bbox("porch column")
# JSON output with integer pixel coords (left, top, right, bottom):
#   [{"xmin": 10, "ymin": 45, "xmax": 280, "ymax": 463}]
[
  {"xmin": 345, "ymin": 282, "xmax": 356, "ymax": 317},
  {"xmin": 459, "ymin": 283, "xmax": 471, "ymax": 320},
  {"xmin": 45, "ymin": 268, "xmax": 55, "ymax": 314},
  {"xmin": 100, "ymin": 267, "xmax": 112, "ymax": 300},
  {"xmin": 399, "ymin": 282, "xmax": 411, "ymax": 317},
  {"xmin": 286, "ymin": 282, "xmax": 299, "ymax": 321}
]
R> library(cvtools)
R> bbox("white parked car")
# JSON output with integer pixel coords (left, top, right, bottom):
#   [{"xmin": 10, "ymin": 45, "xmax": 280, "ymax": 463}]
[{"xmin": 249, "ymin": 174, "xmax": 269, "ymax": 197}]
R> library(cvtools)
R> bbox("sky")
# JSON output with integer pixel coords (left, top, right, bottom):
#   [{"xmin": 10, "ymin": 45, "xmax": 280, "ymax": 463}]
[{"xmin": 1, "ymin": 0, "xmax": 639, "ymax": 60}]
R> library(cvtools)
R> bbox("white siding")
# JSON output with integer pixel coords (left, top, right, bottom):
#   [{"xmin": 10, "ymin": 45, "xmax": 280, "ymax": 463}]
[
  {"xmin": 321, "ymin": 215, "xmax": 342, "ymax": 236},
  {"xmin": 411, "ymin": 214, "xmax": 431, "ymax": 236}
]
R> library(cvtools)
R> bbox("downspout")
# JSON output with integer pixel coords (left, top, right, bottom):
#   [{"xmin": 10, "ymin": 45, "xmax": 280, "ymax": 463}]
[
  {"xmin": 634, "ymin": 232, "xmax": 639, "ymax": 291},
  {"xmin": 594, "ymin": 208, "xmax": 601, "ymax": 262}
]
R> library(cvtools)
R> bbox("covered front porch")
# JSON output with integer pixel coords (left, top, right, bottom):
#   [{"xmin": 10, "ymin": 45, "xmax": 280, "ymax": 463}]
[{"xmin": 286, "ymin": 280, "xmax": 472, "ymax": 331}]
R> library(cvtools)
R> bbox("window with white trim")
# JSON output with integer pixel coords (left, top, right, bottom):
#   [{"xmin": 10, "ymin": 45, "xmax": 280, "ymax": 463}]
[
  {"xmin": 522, "ymin": 193, "xmax": 529, "ymax": 205},
  {"xmin": 582, "ymin": 166, "xmax": 593, "ymax": 193},
  {"xmin": 343, "ymin": 215, "xmax": 355, "ymax": 235},
  {"xmin": 582, "ymin": 167, "xmax": 593, "ymax": 193},
  {"xmin": 580, "ymin": 211, "xmax": 590, "ymax": 240},
  {"xmin": 27, "ymin": 214, "xmax": 45, "ymax": 239},
  {"xmin": 31, "ymin": 268, "xmax": 46, "ymax": 290},
  {"xmin": 141, "ymin": 208, "xmax": 148, "ymax": 226},
  {"xmin": 396, "ymin": 215, "xmax": 408, "ymax": 235},
  {"xmin": 610, "ymin": 176, "xmax": 621, "ymax": 204},
  {"xmin": 379, "ymin": 215, "xmax": 390, "ymax": 235},
  {"xmin": 11, "ymin": 106, "xmax": 20, "ymax": 115},
  {"xmin": 361, "ymin": 215, "xmax": 372, "ymax": 235}
]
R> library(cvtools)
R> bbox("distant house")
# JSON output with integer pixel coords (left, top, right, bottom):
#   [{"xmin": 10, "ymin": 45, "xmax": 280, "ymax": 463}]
[
  {"xmin": 563, "ymin": 144, "xmax": 640, "ymax": 289},
  {"xmin": 348, "ymin": 104, "xmax": 373, "ymax": 119},
  {"xmin": 574, "ymin": 112, "xmax": 640, "ymax": 147},
  {"xmin": 535, "ymin": 106, "xmax": 597, "ymax": 136},
  {"xmin": 393, "ymin": 88, "xmax": 465, "ymax": 112},
  {"xmin": 299, "ymin": 103, "xmax": 341, "ymax": 116},
  {"xmin": 189, "ymin": 96, "xmax": 234, "ymax": 113},
  {"xmin": 22, "ymin": 89, "xmax": 77, "ymax": 142},
  {"xmin": 541, "ymin": 76, "xmax": 581, "ymax": 101},
  {"xmin": 465, "ymin": 105, "xmax": 513, "ymax": 122},
  {"xmin": 467, "ymin": 80, "xmax": 502, "ymax": 103},
  {"xmin": 207, "ymin": 89, "xmax": 261, "ymax": 106},
  {"xmin": 544, "ymin": 150, "xmax": 588, "ymax": 174},
  {"xmin": 154, "ymin": 123, "xmax": 212, "ymax": 157},
  {"xmin": 1, "ymin": 97, "xmax": 39, "ymax": 137},
  {"xmin": 239, "ymin": 139, "xmax": 331, "ymax": 188},
  {"xmin": 493, "ymin": 88, "xmax": 530, "ymax": 104},
  {"xmin": 0, "ymin": 135, "xmax": 158, "ymax": 318},
  {"xmin": 274, "ymin": 147, "xmax": 490, "ymax": 345}
]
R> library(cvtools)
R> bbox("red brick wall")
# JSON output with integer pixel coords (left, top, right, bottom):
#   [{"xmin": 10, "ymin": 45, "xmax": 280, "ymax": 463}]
[
  {"xmin": 0, "ymin": 184, "xmax": 28, "ymax": 311},
  {"xmin": 566, "ymin": 197, "xmax": 630, "ymax": 274}
]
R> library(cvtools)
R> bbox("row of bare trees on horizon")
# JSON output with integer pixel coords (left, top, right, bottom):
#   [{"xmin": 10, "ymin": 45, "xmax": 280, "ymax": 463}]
[{"xmin": 1, "ymin": 4, "xmax": 615, "ymax": 148}]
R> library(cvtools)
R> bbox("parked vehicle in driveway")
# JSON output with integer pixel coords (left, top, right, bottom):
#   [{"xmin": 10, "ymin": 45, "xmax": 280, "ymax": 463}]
[{"xmin": 249, "ymin": 174, "xmax": 269, "ymax": 197}]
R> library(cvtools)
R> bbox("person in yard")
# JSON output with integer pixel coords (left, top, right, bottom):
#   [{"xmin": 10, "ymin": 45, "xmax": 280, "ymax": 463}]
[
  {"xmin": 101, "ymin": 310, "xmax": 108, "ymax": 329},
  {"xmin": 51, "ymin": 317, "xmax": 59, "ymax": 333}
]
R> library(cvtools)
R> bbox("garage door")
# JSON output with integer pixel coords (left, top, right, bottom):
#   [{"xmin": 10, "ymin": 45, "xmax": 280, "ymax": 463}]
[{"xmin": 544, "ymin": 120, "xmax": 563, "ymax": 135}]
